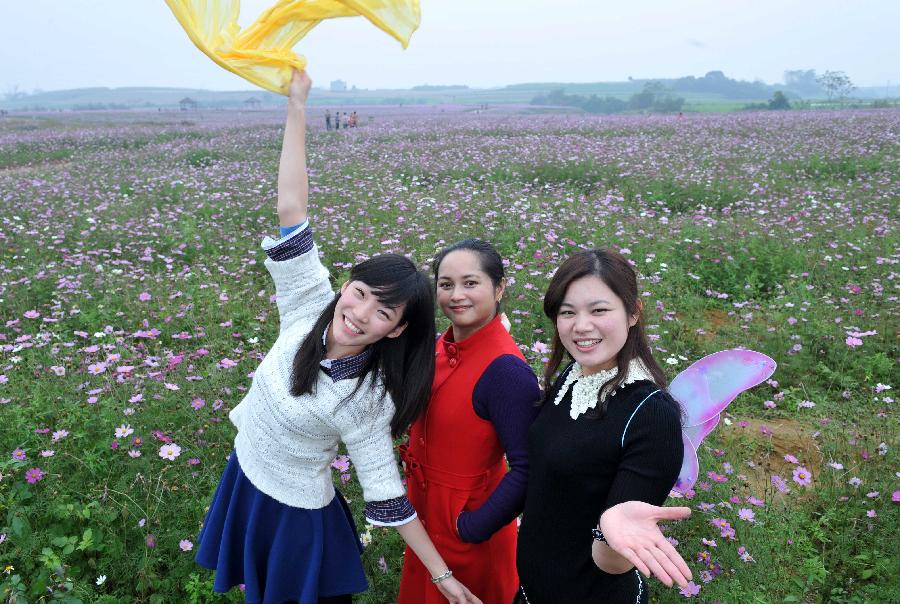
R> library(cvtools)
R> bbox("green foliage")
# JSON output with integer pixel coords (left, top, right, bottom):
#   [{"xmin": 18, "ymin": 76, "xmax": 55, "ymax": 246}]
[
  {"xmin": 0, "ymin": 142, "xmax": 73, "ymax": 168},
  {"xmin": 1, "ymin": 108, "xmax": 896, "ymax": 604},
  {"xmin": 776, "ymin": 154, "xmax": 887, "ymax": 182},
  {"xmin": 531, "ymin": 82, "xmax": 685, "ymax": 114},
  {"xmin": 769, "ymin": 91, "xmax": 792, "ymax": 110},
  {"xmin": 182, "ymin": 148, "xmax": 222, "ymax": 167}
]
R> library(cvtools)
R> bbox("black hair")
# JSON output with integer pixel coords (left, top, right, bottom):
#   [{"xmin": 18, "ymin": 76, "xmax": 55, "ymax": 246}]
[
  {"xmin": 432, "ymin": 239, "xmax": 505, "ymax": 313},
  {"xmin": 289, "ymin": 254, "xmax": 436, "ymax": 437}
]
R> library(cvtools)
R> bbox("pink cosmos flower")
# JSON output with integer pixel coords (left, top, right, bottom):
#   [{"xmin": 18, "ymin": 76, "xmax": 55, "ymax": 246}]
[
  {"xmin": 784, "ymin": 454, "xmax": 799, "ymax": 464},
  {"xmin": 25, "ymin": 467, "xmax": 44, "ymax": 483},
  {"xmin": 24, "ymin": 310, "xmax": 40, "ymax": 319},
  {"xmin": 40, "ymin": 450, "xmax": 54, "ymax": 457},
  {"xmin": 845, "ymin": 336, "xmax": 863, "ymax": 347},
  {"xmin": 331, "ymin": 455, "xmax": 351, "ymax": 472},
  {"xmin": 771, "ymin": 474, "xmax": 790, "ymax": 493},
  {"xmin": 793, "ymin": 466, "xmax": 812, "ymax": 487},
  {"xmin": 737, "ymin": 508, "xmax": 755, "ymax": 523},
  {"xmin": 218, "ymin": 358, "xmax": 238, "ymax": 369},
  {"xmin": 115, "ymin": 424, "xmax": 134, "ymax": 439},
  {"xmin": 159, "ymin": 443, "xmax": 182, "ymax": 460},
  {"xmin": 138, "ymin": 292, "xmax": 152, "ymax": 301},
  {"xmin": 679, "ymin": 581, "xmax": 701, "ymax": 597},
  {"xmin": 848, "ymin": 476, "xmax": 862, "ymax": 488},
  {"xmin": 179, "ymin": 539, "xmax": 194, "ymax": 551},
  {"xmin": 531, "ymin": 341, "xmax": 549, "ymax": 354},
  {"xmin": 87, "ymin": 362, "xmax": 107, "ymax": 375},
  {"xmin": 191, "ymin": 398, "xmax": 205, "ymax": 410},
  {"xmin": 892, "ymin": 491, "xmax": 900, "ymax": 503},
  {"xmin": 11, "ymin": 448, "xmax": 25, "ymax": 461},
  {"xmin": 866, "ymin": 510, "xmax": 876, "ymax": 518}
]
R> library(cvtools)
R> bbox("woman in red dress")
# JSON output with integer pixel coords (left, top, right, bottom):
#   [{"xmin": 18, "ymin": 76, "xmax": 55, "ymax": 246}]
[{"xmin": 398, "ymin": 240, "xmax": 541, "ymax": 604}]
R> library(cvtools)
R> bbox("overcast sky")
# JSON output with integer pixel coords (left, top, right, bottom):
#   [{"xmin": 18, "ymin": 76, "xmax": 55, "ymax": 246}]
[{"xmin": 2, "ymin": 0, "xmax": 898, "ymax": 93}]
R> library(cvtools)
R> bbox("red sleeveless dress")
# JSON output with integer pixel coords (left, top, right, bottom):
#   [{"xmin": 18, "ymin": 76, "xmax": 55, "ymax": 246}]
[{"xmin": 398, "ymin": 315, "xmax": 523, "ymax": 604}]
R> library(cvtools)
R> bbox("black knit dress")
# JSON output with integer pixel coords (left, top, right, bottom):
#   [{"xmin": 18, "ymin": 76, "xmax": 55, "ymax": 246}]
[{"xmin": 516, "ymin": 364, "xmax": 683, "ymax": 604}]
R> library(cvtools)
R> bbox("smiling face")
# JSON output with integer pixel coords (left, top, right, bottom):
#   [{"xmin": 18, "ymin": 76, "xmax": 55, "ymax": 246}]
[
  {"xmin": 556, "ymin": 275, "xmax": 637, "ymax": 375},
  {"xmin": 436, "ymin": 250, "xmax": 504, "ymax": 342},
  {"xmin": 327, "ymin": 280, "xmax": 407, "ymax": 358}
]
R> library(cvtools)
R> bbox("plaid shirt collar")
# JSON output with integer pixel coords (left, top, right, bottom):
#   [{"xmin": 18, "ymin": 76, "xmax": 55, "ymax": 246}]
[{"xmin": 319, "ymin": 323, "xmax": 372, "ymax": 381}]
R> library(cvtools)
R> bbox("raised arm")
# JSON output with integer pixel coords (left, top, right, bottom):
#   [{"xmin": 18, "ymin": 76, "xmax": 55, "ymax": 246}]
[{"xmin": 277, "ymin": 69, "xmax": 311, "ymax": 227}]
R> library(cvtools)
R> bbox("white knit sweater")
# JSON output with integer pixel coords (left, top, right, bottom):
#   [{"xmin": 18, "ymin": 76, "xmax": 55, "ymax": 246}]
[{"xmin": 228, "ymin": 238, "xmax": 405, "ymax": 509}]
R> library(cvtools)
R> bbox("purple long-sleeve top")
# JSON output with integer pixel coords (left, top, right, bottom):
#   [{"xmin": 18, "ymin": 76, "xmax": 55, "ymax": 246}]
[{"xmin": 457, "ymin": 354, "xmax": 541, "ymax": 543}]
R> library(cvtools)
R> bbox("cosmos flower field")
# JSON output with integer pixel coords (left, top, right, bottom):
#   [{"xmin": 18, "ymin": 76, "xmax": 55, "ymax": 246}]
[{"xmin": 1, "ymin": 106, "xmax": 897, "ymax": 603}]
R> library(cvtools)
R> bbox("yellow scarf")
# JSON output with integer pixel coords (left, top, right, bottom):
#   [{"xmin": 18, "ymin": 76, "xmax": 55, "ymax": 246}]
[{"xmin": 165, "ymin": 0, "xmax": 420, "ymax": 95}]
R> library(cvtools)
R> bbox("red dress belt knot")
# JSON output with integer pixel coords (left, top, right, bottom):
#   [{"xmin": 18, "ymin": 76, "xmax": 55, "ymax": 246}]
[{"xmin": 398, "ymin": 443, "xmax": 493, "ymax": 491}]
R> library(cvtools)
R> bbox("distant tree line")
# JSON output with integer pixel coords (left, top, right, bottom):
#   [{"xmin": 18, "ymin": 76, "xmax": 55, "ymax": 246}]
[
  {"xmin": 531, "ymin": 82, "xmax": 684, "ymax": 114},
  {"xmin": 666, "ymin": 70, "xmax": 789, "ymax": 100},
  {"xmin": 742, "ymin": 91, "xmax": 792, "ymax": 111},
  {"xmin": 410, "ymin": 85, "xmax": 469, "ymax": 91}
]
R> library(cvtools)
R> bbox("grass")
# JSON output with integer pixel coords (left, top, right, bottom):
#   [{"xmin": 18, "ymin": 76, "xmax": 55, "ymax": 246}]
[{"xmin": 0, "ymin": 106, "xmax": 897, "ymax": 603}]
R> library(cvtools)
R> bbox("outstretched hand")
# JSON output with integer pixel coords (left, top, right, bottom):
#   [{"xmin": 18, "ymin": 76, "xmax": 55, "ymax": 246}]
[
  {"xmin": 599, "ymin": 501, "xmax": 692, "ymax": 588},
  {"xmin": 288, "ymin": 68, "xmax": 311, "ymax": 105},
  {"xmin": 435, "ymin": 576, "xmax": 482, "ymax": 604}
]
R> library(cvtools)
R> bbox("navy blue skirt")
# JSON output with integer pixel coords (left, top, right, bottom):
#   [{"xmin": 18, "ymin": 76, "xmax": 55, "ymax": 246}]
[{"xmin": 195, "ymin": 452, "xmax": 368, "ymax": 604}]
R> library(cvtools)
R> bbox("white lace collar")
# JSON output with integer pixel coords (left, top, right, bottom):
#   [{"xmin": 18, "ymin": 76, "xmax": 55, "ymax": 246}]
[{"xmin": 553, "ymin": 359, "xmax": 655, "ymax": 420}]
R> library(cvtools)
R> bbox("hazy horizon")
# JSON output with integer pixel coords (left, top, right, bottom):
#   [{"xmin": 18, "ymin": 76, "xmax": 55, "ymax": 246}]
[{"xmin": 3, "ymin": 0, "xmax": 898, "ymax": 95}]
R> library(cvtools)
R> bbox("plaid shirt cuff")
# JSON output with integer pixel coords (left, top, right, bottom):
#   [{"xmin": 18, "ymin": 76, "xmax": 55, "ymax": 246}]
[
  {"xmin": 265, "ymin": 221, "xmax": 313, "ymax": 261},
  {"xmin": 365, "ymin": 495, "xmax": 417, "ymax": 526}
]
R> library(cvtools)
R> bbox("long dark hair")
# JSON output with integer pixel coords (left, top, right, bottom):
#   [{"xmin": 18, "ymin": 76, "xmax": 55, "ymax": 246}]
[
  {"xmin": 432, "ymin": 239, "xmax": 505, "ymax": 314},
  {"xmin": 289, "ymin": 254, "xmax": 436, "ymax": 437},
  {"xmin": 542, "ymin": 249, "xmax": 667, "ymax": 416}
]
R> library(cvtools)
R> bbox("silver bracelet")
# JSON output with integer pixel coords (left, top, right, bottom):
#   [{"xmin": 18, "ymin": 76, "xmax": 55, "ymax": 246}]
[{"xmin": 431, "ymin": 569, "xmax": 453, "ymax": 584}]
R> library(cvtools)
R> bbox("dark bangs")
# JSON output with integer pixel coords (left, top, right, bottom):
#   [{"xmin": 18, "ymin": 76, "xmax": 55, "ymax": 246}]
[{"xmin": 350, "ymin": 255, "xmax": 426, "ymax": 318}]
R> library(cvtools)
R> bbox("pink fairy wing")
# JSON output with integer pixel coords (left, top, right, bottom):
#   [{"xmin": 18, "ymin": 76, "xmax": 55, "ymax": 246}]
[
  {"xmin": 683, "ymin": 414, "xmax": 719, "ymax": 448},
  {"xmin": 675, "ymin": 433, "xmax": 699, "ymax": 494},
  {"xmin": 669, "ymin": 349, "xmax": 776, "ymax": 427}
]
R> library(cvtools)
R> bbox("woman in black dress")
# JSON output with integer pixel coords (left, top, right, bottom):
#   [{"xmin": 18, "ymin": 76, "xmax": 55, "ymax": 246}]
[{"xmin": 516, "ymin": 249, "xmax": 692, "ymax": 603}]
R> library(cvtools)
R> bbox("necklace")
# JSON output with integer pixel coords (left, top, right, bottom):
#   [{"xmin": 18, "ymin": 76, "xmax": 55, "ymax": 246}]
[{"xmin": 553, "ymin": 359, "xmax": 655, "ymax": 419}]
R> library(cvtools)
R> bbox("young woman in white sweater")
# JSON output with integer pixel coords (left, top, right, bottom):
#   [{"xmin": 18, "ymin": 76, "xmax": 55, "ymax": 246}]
[{"xmin": 194, "ymin": 70, "xmax": 481, "ymax": 604}]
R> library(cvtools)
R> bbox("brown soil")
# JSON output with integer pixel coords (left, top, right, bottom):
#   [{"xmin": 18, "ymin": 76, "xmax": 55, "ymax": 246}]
[{"xmin": 713, "ymin": 417, "xmax": 823, "ymax": 500}]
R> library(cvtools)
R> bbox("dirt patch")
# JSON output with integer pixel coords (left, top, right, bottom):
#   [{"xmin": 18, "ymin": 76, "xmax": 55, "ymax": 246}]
[
  {"xmin": 705, "ymin": 308, "xmax": 732, "ymax": 332},
  {"xmin": 0, "ymin": 160, "xmax": 72, "ymax": 176},
  {"xmin": 715, "ymin": 417, "xmax": 822, "ymax": 499}
]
